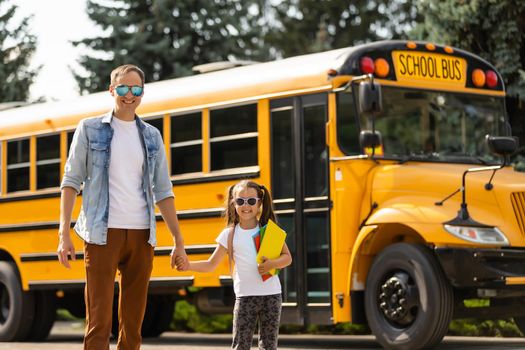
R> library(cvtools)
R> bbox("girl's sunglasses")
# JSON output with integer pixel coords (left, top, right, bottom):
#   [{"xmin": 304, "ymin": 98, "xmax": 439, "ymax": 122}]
[
  {"xmin": 115, "ymin": 84, "xmax": 143, "ymax": 97},
  {"xmin": 234, "ymin": 197, "xmax": 260, "ymax": 206}
]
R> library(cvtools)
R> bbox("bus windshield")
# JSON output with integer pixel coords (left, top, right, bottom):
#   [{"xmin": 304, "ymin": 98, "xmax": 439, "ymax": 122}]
[{"xmin": 338, "ymin": 86, "xmax": 508, "ymax": 164}]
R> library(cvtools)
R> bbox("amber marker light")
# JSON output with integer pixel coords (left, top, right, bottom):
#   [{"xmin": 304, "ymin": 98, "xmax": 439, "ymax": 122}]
[
  {"xmin": 360, "ymin": 56, "xmax": 375, "ymax": 74},
  {"xmin": 486, "ymin": 70, "xmax": 498, "ymax": 88},
  {"xmin": 444, "ymin": 46, "xmax": 454, "ymax": 54},
  {"xmin": 406, "ymin": 41, "xmax": 417, "ymax": 49},
  {"xmin": 327, "ymin": 68, "xmax": 338, "ymax": 77},
  {"xmin": 374, "ymin": 58, "xmax": 390, "ymax": 77},
  {"xmin": 425, "ymin": 43, "xmax": 436, "ymax": 51},
  {"xmin": 472, "ymin": 69, "xmax": 486, "ymax": 87}
]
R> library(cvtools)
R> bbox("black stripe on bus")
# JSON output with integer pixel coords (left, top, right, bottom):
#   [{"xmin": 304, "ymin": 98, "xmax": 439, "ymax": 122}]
[
  {"xmin": 20, "ymin": 245, "xmax": 217, "ymax": 262},
  {"xmin": 0, "ymin": 192, "xmax": 62, "ymax": 203},
  {"xmin": 171, "ymin": 170, "xmax": 259, "ymax": 186},
  {"xmin": 0, "ymin": 170, "xmax": 259, "ymax": 203},
  {"xmin": 28, "ymin": 277, "xmax": 194, "ymax": 290},
  {"xmin": 0, "ymin": 208, "xmax": 224, "ymax": 234}
]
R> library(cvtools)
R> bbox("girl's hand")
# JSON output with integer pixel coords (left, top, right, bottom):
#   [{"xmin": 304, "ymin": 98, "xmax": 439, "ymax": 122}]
[
  {"xmin": 257, "ymin": 256, "xmax": 274, "ymax": 275},
  {"xmin": 175, "ymin": 256, "xmax": 189, "ymax": 271}
]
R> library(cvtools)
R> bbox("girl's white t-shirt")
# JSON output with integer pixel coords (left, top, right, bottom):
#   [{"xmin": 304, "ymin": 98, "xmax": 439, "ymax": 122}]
[{"xmin": 216, "ymin": 224, "xmax": 282, "ymax": 297}]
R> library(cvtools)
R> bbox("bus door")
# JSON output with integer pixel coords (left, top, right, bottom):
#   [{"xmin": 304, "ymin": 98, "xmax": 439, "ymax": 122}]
[{"xmin": 269, "ymin": 93, "xmax": 332, "ymax": 325}]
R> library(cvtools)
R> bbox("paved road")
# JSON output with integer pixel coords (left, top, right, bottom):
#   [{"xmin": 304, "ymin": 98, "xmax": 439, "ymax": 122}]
[{"xmin": 2, "ymin": 322, "xmax": 525, "ymax": 350}]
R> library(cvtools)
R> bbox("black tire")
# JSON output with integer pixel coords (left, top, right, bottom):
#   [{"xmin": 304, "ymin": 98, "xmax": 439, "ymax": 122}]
[
  {"xmin": 111, "ymin": 295, "xmax": 175, "ymax": 338},
  {"xmin": 364, "ymin": 243, "xmax": 453, "ymax": 350},
  {"xmin": 141, "ymin": 295, "xmax": 175, "ymax": 338},
  {"xmin": 0, "ymin": 261, "xmax": 35, "ymax": 341},
  {"xmin": 27, "ymin": 291, "xmax": 56, "ymax": 341},
  {"xmin": 513, "ymin": 317, "xmax": 525, "ymax": 336}
]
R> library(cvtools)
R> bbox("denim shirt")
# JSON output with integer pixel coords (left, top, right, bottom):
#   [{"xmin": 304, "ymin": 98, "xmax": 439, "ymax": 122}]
[{"xmin": 60, "ymin": 111, "xmax": 174, "ymax": 246}]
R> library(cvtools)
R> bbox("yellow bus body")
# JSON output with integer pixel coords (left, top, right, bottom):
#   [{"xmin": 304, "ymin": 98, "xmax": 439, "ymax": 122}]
[{"xmin": 1, "ymin": 41, "xmax": 524, "ymax": 348}]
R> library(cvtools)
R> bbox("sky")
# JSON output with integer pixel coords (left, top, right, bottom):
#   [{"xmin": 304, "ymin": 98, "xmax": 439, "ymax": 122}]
[{"xmin": 11, "ymin": 0, "xmax": 102, "ymax": 101}]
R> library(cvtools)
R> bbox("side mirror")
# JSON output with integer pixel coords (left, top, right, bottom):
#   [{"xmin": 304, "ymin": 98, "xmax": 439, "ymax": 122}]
[
  {"xmin": 486, "ymin": 135, "xmax": 518, "ymax": 156},
  {"xmin": 358, "ymin": 80, "xmax": 382, "ymax": 114},
  {"xmin": 360, "ymin": 130, "xmax": 382, "ymax": 149}
]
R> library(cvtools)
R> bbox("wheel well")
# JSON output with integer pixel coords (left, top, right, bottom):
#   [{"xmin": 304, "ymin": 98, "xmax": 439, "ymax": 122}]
[
  {"xmin": 351, "ymin": 224, "xmax": 426, "ymax": 291},
  {"xmin": 0, "ymin": 249, "xmax": 15, "ymax": 263}
]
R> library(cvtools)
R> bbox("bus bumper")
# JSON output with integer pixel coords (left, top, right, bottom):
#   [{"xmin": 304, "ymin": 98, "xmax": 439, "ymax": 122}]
[{"xmin": 435, "ymin": 247, "xmax": 525, "ymax": 288}]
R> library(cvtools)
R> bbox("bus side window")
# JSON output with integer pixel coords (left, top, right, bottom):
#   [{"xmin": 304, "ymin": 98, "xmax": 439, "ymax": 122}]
[
  {"xmin": 36, "ymin": 134, "xmax": 61, "ymax": 190},
  {"xmin": 210, "ymin": 104, "xmax": 258, "ymax": 171},
  {"xmin": 7, "ymin": 138, "xmax": 30, "ymax": 193},
  {"xmin": 0, "ymin": 142, "xmax": 2, "ymax": 195},
  {"xmin": 66, "ymin": 130, "xmax": 75, "ymax": 155},
  {"xmin": 144, "ymin": 117, "xmax": 164, "ymax": 136},
  {"xmin": 336, "ymin": 92, "xmax": 361, "ymax": 155},
  {"xmin": 170, "ymin": 112, "xmax": 202, "ymax": 175}
]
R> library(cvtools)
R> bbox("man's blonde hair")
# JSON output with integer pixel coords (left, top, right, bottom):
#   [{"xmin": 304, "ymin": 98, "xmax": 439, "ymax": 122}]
[{"xmin": 110, "ymin": 64, "xmax": 145, "ymax": 86}]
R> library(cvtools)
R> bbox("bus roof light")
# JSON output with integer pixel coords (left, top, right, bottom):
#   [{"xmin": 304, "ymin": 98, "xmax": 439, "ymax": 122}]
[
  {"xmin": 486, "ymin": 70, "xmax": 498, "ymax": 88},
  {"xmin": 407, "ymin": 41, "xmax": 417, "ymax": 49},
  {"xmin": 374, "ymin": 58, "xmax": 389, "ymax": 78},
  {"xmin": 425, "ymin": 43, "xmax": 436, "ymax": 51},
  {"xmin": 360, "ymin": 57, "xmax": 375, "ymax": 75},
  {"xmin": 327, "ymin": 69, "xmax": 338, "ymax": 77},
  {"xmin": 472, "ymin": 69, "xmax": 486, "ymax": 87}
]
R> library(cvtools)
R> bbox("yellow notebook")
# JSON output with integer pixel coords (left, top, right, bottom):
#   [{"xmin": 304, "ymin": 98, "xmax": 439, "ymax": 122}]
[{"xmin": 256, "ymin": 219, "xmax": 287, "ymax": 276}]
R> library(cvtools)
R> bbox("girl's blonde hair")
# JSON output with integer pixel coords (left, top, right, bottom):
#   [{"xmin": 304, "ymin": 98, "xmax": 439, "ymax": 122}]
[{"xmin": 225, "ymin": 180, "xmax": 276, "ymax": 273}]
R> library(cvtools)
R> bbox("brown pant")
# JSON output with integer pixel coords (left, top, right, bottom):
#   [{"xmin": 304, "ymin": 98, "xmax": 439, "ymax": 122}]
[{"xmin": 83, "ymin": 228, "xmax": 154, "ymax": 350}]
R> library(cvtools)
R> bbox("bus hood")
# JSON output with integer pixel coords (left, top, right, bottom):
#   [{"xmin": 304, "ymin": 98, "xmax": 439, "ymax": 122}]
[{"xmin": 367, "ymin": 162, "xmax": 525, "ymax": 246}]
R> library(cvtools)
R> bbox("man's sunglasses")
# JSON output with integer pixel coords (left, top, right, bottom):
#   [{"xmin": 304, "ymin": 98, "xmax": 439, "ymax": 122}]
[
  {"xmin": 115, "ymin": 84, "xmax": 143, "ymax": 97},
  {"xmin": 234, "ymin": 197, "xmax": 260, "ymax": 206}
]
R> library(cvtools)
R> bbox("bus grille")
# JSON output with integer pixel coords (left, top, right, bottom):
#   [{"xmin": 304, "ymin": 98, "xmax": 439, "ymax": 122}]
[{"xmin": 511, "ymin": 192, "xmax": 525, "ymax": 235}]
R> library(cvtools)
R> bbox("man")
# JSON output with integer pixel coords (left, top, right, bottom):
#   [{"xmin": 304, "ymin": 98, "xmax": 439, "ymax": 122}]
[{"xmin": 57, "ymin": 64, "xmax": 188, "ymax": 350}]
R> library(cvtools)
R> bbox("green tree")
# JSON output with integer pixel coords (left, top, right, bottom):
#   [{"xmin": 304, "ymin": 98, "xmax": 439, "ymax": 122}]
[
  {"xmin": 0, "ymin": 0, "xmax": 38, "ymax": 102},
  {"xmin": 73, "ymin": 0, "xmax": 273, "ymax": 94},
  {"xmin": 415, "ymin": 0, "xmax": 525, "ymax": 96},
  {"xmin": 265, "ymin": 0, "xmax": 421, "ymax": 57}
]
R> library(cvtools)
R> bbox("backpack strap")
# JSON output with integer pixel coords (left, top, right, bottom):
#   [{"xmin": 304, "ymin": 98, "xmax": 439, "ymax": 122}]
[{"xmin": 227, "ymin": 226, "xmax": 235, "ymax": 275}]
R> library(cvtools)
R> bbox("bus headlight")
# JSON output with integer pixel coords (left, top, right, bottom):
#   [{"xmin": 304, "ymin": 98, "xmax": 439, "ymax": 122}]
[{"xmin": 444, "ymin": 225, "xmax": 509, "ymax": 245}]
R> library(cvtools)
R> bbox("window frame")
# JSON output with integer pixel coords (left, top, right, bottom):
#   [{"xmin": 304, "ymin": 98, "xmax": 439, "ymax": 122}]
[
  {"xmin": 208, "ymin": 102, "xmax": 259, "ymax": 172},
  {"xmin": 6, "ymin": 137, "xmax": 31, "ymax": 193},
  {"xmin": 170, "ymin": 111, "xmax": 203, "ymax": 176},
  {"xmin": 35, "ymin": 133, "xmax": 61, "ymax": 190}
]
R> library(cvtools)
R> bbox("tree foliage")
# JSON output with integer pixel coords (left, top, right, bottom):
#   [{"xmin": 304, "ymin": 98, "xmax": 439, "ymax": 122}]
[
  {"xmin": 73, "ymin": 0, "xmax": 273, "ymax": 94},
  {"xmin": 415, "ymin": 0, "xmax": 525, "ymax": 96},
  {"xmin": 0, "ymin": 0, "xmax": 38, "ymax": 102},
  {"xmin": 265, "ymin": 0, "xmax": 421, "ymax": 57}
]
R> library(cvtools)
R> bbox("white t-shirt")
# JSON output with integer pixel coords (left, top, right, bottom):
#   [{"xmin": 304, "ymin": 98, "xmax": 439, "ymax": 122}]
[
  {"xmin": 107, "ymin": 116, "xmax": 150, "ymax": 229},
  {"xmin": 216, "ymin": 224, "xmax": 282, "ymax": 297}
]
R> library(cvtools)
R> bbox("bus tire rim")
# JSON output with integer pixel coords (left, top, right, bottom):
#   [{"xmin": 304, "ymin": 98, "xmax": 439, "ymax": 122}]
[{"xmin": 378, "ymin": 271, "xmax": 418, "ymax": 327}]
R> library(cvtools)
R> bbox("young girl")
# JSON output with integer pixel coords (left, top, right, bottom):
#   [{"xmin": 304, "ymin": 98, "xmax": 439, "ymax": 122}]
[{"xmin": 176, "ymin": 180, "xmax": 292, "ymax": 350}]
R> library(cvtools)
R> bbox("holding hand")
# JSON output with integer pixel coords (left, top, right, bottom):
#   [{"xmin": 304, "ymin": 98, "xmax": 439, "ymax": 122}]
[
  {"xmin": 175, "ymin": 256, "xmax": 189, "ymax": 271},
  {"xmin": 257, "ymin": 256, "xmax": 273, "ymax": 275},
  {"xmin": 170, "ymin": 246, "xmax": 189, "ymax": 271}
]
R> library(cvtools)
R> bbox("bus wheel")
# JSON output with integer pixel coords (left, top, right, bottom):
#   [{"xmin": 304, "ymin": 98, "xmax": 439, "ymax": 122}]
[
  {"xmin": 27, "ymin": 291, "xmax": 57, "ymax": 341},
  {"xmin": 0, "ymin": 261, "xmax": 35, "ymax": 341},
  {"xmin": 141, "ymin": 295, "xmax": 175, "ymax": 337},
  {"xmin": 111, "ymin": 295, "xmax": 175, "ymax": 338},
  {"xmin": 364, "ymin": 243, "xmax": 453, "ymax": 350},
  {"xmin": 513, "ymin": 317, "xmax": 525, "ymax": 335}
]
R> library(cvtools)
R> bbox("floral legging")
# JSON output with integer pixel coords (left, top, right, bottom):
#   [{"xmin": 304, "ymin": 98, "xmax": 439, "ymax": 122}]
[{"xmin": 232, "ymin": 294, "xmax": 282, "ymax": 350}]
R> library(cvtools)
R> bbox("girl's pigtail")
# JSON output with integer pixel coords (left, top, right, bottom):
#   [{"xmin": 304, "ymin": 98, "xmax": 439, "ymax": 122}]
[
  {"xmin": 259, "ymin": 184, "xmax": 276, "ymax": 227},
  {"xmin": 225, "ymin": 184, "xmax": 238, "ymax": 275},
  {"xmin": 225, "ymin": 185, "xmax": 238, "ymax": 226}
]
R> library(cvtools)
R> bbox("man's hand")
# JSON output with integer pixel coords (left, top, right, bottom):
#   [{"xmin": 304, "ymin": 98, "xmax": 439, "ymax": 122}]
[
  {"xmin": 57, "ymin": 229, "xmax": 76, "ymax": 269},
  {"xmin": 171, "ymin": 246, "xmax": 188, "ymax": 271},
  {"xmin": 257, "ymin": 256, "xmax": 274, "ymax": 275}
]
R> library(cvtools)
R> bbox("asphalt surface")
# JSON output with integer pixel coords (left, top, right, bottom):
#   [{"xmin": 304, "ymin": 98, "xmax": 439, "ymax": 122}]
[{"xmin": 2, "ymin": 321, "xmax": 525, "ymax": 349}]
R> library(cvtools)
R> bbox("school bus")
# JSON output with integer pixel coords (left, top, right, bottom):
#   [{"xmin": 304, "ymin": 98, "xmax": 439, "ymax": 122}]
[{"xmin": 0, "ymin": 40, "xmax": 523, "ymax": 349}]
